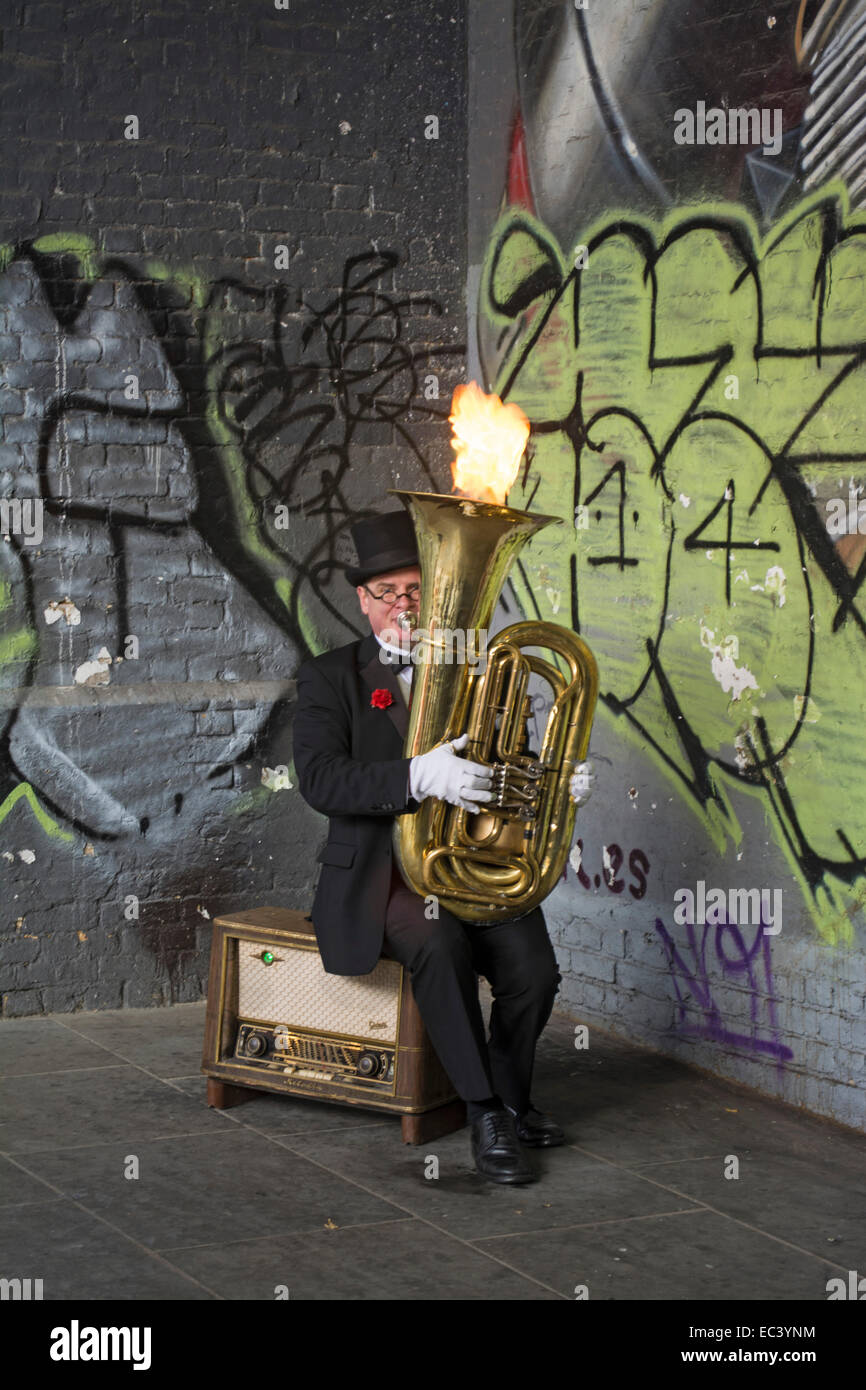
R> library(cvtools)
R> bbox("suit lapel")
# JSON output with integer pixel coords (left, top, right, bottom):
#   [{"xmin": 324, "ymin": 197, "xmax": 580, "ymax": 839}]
[{"xmin": 357, "ymin": 631, "xmax": 410, "ymax": 742}]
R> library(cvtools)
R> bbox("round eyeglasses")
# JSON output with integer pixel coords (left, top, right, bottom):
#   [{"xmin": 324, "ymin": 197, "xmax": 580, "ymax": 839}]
[{"xmin": 362, "ymin": 583, "xmax": 421, "ymax": 605}]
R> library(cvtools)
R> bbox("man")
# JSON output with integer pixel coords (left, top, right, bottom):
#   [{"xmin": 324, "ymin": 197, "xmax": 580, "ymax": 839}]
[{"xmin": 292, "ymin": 509, "xmax": 592, "ymax": 1185}]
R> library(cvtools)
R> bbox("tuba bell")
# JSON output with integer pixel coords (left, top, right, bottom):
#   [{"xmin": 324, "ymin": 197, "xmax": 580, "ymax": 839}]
[{"xmin": 389, "ymin": 489, "xmax": 598, "ymax": 925}]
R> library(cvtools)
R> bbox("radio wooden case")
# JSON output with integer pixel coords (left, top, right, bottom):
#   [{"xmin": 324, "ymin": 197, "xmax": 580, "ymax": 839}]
[{"xmin": 202, "ymin": 906, "xmax": 465, "ymax": 1143}]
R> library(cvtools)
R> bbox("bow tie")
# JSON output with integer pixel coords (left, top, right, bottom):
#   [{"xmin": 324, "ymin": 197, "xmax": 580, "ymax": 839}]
[{"xmin": 379, "ymin": 645, "xmax": 413, "ymax": 670}]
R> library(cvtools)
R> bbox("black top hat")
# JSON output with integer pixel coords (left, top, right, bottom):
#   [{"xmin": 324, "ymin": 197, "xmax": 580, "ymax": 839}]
[{"xmin": 345, "ymin": 509, "xmax": 419, "ymax": 586}]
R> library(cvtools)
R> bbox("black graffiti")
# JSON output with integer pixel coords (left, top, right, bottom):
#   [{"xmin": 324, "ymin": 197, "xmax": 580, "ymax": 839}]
[
  {"xmin": 682, "ymin": 478, "xmax": 780, "ymax": 605},
  {"xmin": 21, "ymin": 244, "xmax": 462, "ymax": 659},
  {"xmin": 207, "ymin": 249, "xmax": 464, "ymax": 641},
  {"xmin": 569, "ymin": 839, "xmax": 650, "ymax": 899},
  {"xmin": 0, "ymin": 242, "xmax": 463, "ymax": 841},
  {"xmin": 484, "ymin": 200, "xmax": 866, "ymax": 912}
]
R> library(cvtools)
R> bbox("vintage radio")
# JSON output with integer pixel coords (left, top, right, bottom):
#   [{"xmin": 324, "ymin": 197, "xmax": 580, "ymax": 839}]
[{"xmin": 202, "ymin": 906, "xmax": 465, "ymax": 1143}]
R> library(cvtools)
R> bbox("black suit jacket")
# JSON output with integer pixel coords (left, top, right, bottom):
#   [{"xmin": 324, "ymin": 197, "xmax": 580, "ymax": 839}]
[{"xmin": 292, "ymin": 630, "xmax": 421, "ymax": 975}]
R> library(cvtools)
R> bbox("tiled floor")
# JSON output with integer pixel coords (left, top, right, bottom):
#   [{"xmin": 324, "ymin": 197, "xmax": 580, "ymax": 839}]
[{"xmin": 1, "ymin": 1001, "xmax": 863, "ymax": 1300}]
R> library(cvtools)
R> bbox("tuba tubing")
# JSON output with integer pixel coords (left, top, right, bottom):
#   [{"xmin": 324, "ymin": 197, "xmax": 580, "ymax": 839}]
[{"xmin": 389, "ymin": 489, "xmax": 599, "ymax": 925}]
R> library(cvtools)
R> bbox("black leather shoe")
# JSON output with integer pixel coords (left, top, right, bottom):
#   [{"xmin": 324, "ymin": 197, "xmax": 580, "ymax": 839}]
[
  {"xmin": 507, "ymin": 1105, "xmax": 565, "ymax": 1147},
  {"xmin": 471, "ymin": 1108, "xmax": 537, "ymax": 1184}
]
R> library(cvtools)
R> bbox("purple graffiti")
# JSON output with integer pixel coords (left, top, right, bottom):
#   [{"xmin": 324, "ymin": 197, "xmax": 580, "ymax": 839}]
[{"xmin": 653, "ymin": 913, "xmax": 793, "ymax": 1063}]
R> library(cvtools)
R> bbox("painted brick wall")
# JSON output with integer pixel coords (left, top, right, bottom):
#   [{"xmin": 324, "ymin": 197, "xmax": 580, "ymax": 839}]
[
  {"xmin": 0, "ymin": 0, "xmax": 466, "ymax": 1012},
  {"xmin": 467, "ymin": 0, "xmax": 866, "ymax": 1133}
]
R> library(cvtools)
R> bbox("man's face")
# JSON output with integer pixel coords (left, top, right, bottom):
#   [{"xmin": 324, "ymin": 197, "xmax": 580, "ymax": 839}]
[{"xmin": 357, "ymin": 564, "xmax": 421, "ymax": 645}]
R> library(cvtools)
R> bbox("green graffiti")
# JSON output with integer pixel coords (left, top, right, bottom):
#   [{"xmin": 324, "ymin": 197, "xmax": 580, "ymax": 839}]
[
  {"xmin": 31, "ymin": 233, "xmax": 101, "ymax": 281},
  {"xmin": 481, "ymin": 184, "xmax": 866, "ymax": 944},
  {"xmin": 0, "ymin": 782, "xmax": 76, "ymax": 841},
  {"xmin": 0, "ymin": 627, "xmax": 38, "ymax": 664}
]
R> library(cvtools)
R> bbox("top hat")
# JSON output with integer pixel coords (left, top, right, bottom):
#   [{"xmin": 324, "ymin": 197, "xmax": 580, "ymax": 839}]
[{"xmin": 345, "ymin": 509, "xmax": 420, "ymax": 586}]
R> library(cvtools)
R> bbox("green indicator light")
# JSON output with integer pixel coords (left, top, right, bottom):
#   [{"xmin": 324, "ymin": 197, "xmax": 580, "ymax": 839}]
[{"xmin": 261, "ymin": 950, "xmax": 275, "ymax": 965}]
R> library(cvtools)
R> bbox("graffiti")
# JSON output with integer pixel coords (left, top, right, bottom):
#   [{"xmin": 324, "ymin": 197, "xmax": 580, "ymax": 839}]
[
  {"xmin": 567, "ymin": 838, "xmax": 649, "ymax": 899},
  {"xmin": 208, "ymin": 247, "xmax": 462, "ymax": 651},
  {"xmin": 0, "ymin": 782, "xmax": 74, "ymax": 841},
  {"xmin": 478, "ymin": 186, "xmax": 866, "ymax": 944},
  {"xmin": 0, "ymin": 236, "xmax": 459, "ymax": 850},
  {"xmin": 510, "ymin": 0, "xmax": 808, "ymax": 256},
  {"xmin": 653, "ymin": 913, "xmax": 793, "ymax": 1062}
]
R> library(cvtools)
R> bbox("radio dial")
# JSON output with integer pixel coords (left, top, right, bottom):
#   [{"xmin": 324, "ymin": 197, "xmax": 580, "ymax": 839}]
[
  {"xmin": 357, "ymin": 1051, "xmax": 381, "ymax": 1077},
  {"xmin": 246, "ymin": 1032, "xmax": 268, "ymax": 1057}
]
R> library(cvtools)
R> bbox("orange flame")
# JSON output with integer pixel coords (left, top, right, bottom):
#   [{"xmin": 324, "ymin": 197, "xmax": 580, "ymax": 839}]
[{"xmin": 448, "ymin": 382, "xmax": 530, "ymax": 505}]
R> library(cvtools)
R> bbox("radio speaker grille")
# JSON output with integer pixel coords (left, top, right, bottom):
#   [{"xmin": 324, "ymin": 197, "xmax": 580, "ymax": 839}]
[{"xmin": 238, "ymin": 944, "xmax": 402, "ymax": 1042}]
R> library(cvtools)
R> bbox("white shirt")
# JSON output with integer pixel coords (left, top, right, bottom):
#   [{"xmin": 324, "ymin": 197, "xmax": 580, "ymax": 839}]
[{"xmin": 374, "ymin": 633, "xmax": 414, "ymax": 704}]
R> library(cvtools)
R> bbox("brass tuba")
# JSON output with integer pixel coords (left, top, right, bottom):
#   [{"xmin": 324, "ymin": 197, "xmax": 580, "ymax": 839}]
[{"xmin": 389, "ymin": 490, "xmax": 598, "ymax": 925}]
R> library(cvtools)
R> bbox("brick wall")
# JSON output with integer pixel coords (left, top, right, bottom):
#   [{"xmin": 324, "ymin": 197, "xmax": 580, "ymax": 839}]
[
  {"xmin": 467, "ymin": 0, "xmax": 866, "ymax": 1133},
  {"xmin": 0, "ymin": 0, "xmax": 467, "ymax": 1011}
]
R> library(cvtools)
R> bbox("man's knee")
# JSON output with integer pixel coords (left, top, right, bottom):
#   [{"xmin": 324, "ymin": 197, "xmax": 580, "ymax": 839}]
[
  {"xmin": 487, "ymin": 927, "xmax": 561, "ymax": 1002},
  {"xmin": 384, "ymin": 898, "xmax": 474, "ymax": 973},
  {"xmin": 523, "ymin": 914, "xmax": 560, "ymax": 998},
  {"xmin": 414, "ymin": 912, "xmax": 474, "ymax": 972},
  {"xmin": 544, "ymin": 955, "xmax": 562, "ymax": 1001},
  {"xmin": 521, "ymin": 948, "xmax": 560, "ymax": 1002}
]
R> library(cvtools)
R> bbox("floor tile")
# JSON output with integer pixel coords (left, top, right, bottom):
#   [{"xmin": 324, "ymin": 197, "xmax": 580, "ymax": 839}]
[
  {"xmin": 533, "ymin": 1059, "xmax": 854, "ymax": 1169},
  {"xmin": 472, "ymin": 1208, "xmax": 838, "ymax": 1301},
  {"xmin": 0, "ymin": 999, "xmax": 860, "ymax": 1301},
  {"xmin": 277, "ymin": 1123, "xmax": 702, "ymax": 1241},
  {"xmin": 0, "ymin": 1066, "xmax": 231, "ymax": 1152},
  {"xmin": 55, "ymin": 1002, "xmax": 208, "ymax": 1078},
  {"xmin": 167, "ymin": 1218, "xmax": 561, "ymax": 1300},
  {"xmin": 624, "ymin": 1151, "xmax": 866, "ymax": 1260},
  {"xmin": 0, "ymin": 1199, "xmax": 215, "ymax": 1300},
  {"xmin": 0, "ymin": 1154, "xmax": 63, "ymax": 1208},
  {"xmin": 21, "ymin": 1128, "xmax": 405, "ymax": 1250},
  {"xmin": 0, "ymin": 1017, "xmax": 122, "ymax": 1077}
]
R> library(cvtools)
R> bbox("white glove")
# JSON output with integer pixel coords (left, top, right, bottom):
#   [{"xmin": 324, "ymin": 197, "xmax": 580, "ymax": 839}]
[
  {"xmin": 410, "ymin": 733, "xmax": 494, "ymax": 813},
  {"xmin": 569, "ymin": 760, "xmax": 595, "ymax": 807}
]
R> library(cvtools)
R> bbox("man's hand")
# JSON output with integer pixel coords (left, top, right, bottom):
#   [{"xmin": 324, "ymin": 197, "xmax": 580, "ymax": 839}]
[
  {"xmin": 410, "ymin": 733, "xmax": 494, "ymax": 813},
  {"xmin": 569, "ymin": 760, "xmax": 595, "ymax": 807}
]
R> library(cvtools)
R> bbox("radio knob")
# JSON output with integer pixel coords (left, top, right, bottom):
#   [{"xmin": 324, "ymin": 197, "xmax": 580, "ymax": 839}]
[
  {"xmin": 246, "ymin": 1032, "xmax": 268, "ymax": 1057},
  {"xmin": 357, "ymin": 1051, "xmax": 380, "ymax": 1077}
]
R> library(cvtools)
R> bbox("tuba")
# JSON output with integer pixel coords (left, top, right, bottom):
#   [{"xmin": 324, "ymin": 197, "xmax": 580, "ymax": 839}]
[{"xmin": 389, "ymin": 489, "xmax": 598, "ymax": 925}]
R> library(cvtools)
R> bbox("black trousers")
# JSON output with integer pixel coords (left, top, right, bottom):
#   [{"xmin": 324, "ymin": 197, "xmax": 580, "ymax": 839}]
[{"xmin": 382, "ymin": 871, "xmax": 561, "ymax": 1113}]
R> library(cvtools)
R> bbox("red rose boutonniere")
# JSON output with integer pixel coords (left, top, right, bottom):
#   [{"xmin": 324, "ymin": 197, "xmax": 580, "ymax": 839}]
[{"xmin": 370, "ymin": 688, "xmax": 394, "ymax": 710}]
